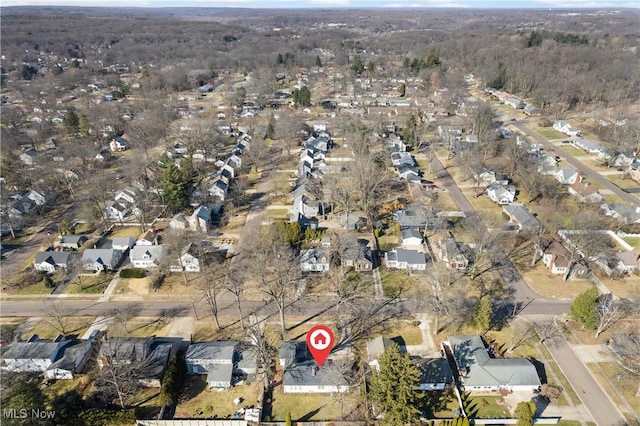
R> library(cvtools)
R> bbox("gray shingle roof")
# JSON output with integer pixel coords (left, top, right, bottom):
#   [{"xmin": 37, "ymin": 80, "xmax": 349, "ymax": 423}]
[
  {"xmin": 35, "ymin": 251, "xmax": 71, "ymax": 266},
  {"xmin": 449, "ymin": 335, "xmax": 540, "ymax": 388},
  {"xmin": 186, "ymin": 341, "xmax": 237, "ymax": 362},
  {"xmin": 413, "ymin": 357, "xmax": 454, "ymax": 385}
]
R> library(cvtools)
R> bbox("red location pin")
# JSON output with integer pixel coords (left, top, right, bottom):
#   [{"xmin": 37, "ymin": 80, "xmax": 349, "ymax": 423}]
[{"xmin": 306, "ymin": 325, "xmax": 334, "ymax": 367}]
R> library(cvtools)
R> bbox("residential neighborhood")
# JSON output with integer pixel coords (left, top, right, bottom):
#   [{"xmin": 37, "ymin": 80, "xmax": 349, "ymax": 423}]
[{"xmin": 1, "ymin": 6, "xmax": 639, "ymax": 426}]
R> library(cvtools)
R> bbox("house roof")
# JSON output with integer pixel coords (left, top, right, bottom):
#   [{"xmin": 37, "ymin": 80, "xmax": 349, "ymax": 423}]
[
  {"xmin": 47, "ymin": 341, "xmax": 91, "ymax": 372},
  {"xmin": 557, "ymin": 166, "xmax": 578, "ymax": 181},
  {"xmin": 82, "ymin": 249, "xmax": 121, "ymax": 266},
  {"xmin": 449, "ymin": 335, "xmax": 540, "ymax": 388},
  {"xmin": 137, "ymin": 230, "xmax": 157, "ymax": 242},
  {"xmin": 129, "ymin": 246, "xmax": 166, "ymax": 263},
  {"xmin": 366, "ymin": 336, "xmax": 394, "ymax": 362},
  {"xmin": 615, "ymin": 250, "xmax": 640, "ymax": 267},
  {"xmin": 279, "ymin": 341, "xmax": 308, "ymax": 368},
  {"xmin": 394, "ymin": 204, "xmax": 431, "ymax": 228},
  {"xmin": 401, "ymin": 228, "xmax": 423, "ymax": 242},
  {"xmin": 440, "ymin": 238, "xmax": 467, "ymax": 260},
  {"xmin": 170, "ymin": 213, "xmax": 188, "ymax": 225},
  {"xmin": 206, "ymin": 363, "xmax": 233, "ymax": 385},
  {"xmin": 541, "ymin": 237, "xmax": 571, "ymax": 268},
  {"xmin": 569, "ymin": 181, "xmax": 598, "ymax": 198},
  {"xmin": 60, "ymin": 235, "xmax": 87, "ymax": 245},
  {"xmin": 283, "ymin": 359, "xmax": 349, "ymax": 388},
  {"xmin": 193, "ymin": 205, "xmax": 210, "ymax": 220},
  {"xmin": 237, "ymin": 344, "xmax": 258, "ymax": 371},
  {"xmin": 413, "ymin": 357, "xmax": 454, "ymax": 385},
  {"xmin": 3, "ymin": 336, "xmax": 70, "ymax": 361},
  {"xmin": 111, "ymin": 237, "xmax": 136, "ymax": 248},
  {"xmin": 35, "ymin": 251, "xmax": 71, "ymax": 266},
  {"xmin": 300, "ymin": 248, "xmax": 330, "ymax": 265},
  {"xmin": 389, "ymin": 248, "xmax": 426, "ymax": 265},
  {"xmin": 503, "ymin": 204, "xmax": 540, "ymax": 228},
  {"xmin": 186, "ymin": 341, "xmax": 237, "ymax": 362}
]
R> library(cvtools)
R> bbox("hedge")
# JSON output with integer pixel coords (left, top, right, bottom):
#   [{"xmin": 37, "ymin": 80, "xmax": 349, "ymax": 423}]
[{"xmin": 119, "ymin": 269, "xmax": 146, "ymax": 279}]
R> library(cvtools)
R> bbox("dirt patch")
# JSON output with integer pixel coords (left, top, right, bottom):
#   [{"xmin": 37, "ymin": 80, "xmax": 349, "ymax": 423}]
[{"xmin": 121, "ymin": 277, "xmax": 150, "ymax": 294}]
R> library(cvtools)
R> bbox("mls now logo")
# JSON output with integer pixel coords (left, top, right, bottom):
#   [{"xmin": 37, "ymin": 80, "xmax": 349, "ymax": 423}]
[{"xmin": 3, "ymin": 409, "xmax": 55, "ymax": 420}]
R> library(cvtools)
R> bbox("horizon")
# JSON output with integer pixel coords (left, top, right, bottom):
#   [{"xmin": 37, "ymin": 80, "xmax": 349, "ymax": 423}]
[{"xmin": 1, "ymin": 1, "xmax": 639, "ymax": 9}]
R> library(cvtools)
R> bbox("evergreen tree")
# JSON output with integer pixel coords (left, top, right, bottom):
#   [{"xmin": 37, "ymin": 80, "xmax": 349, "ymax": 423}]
[
  {"xmin": 474, "ymin": 295, "xmax": 493, "ymax": 331},
  {"xmin": 285, "ymin": 412, "xmax": 292, "ymax": 426},
  {"xmin": 265, "ymin": 113, "xmax": 276, "ymax": 140},
  {"xmin": 351, "ymin": 55, "xmax": 365, "ymax": 74},
  {"xmin": 78, "ymin": 113, "xmax": 89, "ymax": 136},
  {"xmin": 50, "ymin": 390, "xmax": 84, "ymax": 426},
  {"xmin": 366, "ymin": 60, "xmax": 375, "ymax": 72},
  {"xmin": 292, "ymin": 86, "xmax": 311, "ymax": 107},
  {"xmin": 315, "ymin": 55, "xmax": 322, "ymax": 67},
  {"xmin": 570, "ymin": 287, "xmax": 599, "ymax": 330},
  {"xmin": 369, "ymin": 343, "xmax": 421, "ymax": 426},
  {"xmin": 63, "ymin": 109, "xmax": 80, "ymax": 134},
  {"xmin": 402, "ymin": 114, "xmax": 417, "ymax": 145},
  {"xmin": 4, "ymin": 380, "xmax": 47, "ymax": 426},
  {"xmin": 527, "ymin": 30, "xmax": 543, "ymax": 47},
  {"xmin": 160, "ymin": 162, "xmax": 188, "ymax": 212}
]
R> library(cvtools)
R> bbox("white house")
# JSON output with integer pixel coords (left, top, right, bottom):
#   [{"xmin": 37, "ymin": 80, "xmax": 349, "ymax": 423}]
[
  {"xmin": 82, "ymin": 248, "xmax": 123, "ymax": 272},
  {"xmin": 169, "ymin": 244, "xmax": 201, "ymax": 273},
  {"xmin": 44, "ymin": 331, "xmax": 101, "ymax": 380},
  {"xmin": 33, "ymin": 251, "xmax": 71, "ymax": 274},
  {"xmin": 1, "ymin": 335, "xmax": 72, "ymax": 373},
  {"xmin": 300, "ymin": 248, "xmax": 331, "ymax": 272},
  {"xmin": 111, "ymin": 237, "xmax": 136, "ymax": 251},
  {"xmin": 555, "ymin": 166, "xmax": 580, "ymax": 185},
  {"xmin": 572, "ymin": 139, "xmax": 604, "ymax": 155},
  {"xmin": 129, "ymin": 246, "xmax": 166, "ymax": 269},
  {"xmin": 385, "ymin": 248, "xmax": 427, "ymax": 271},
  {"xmin": 136, "ymin": 230, "xmax": 158, "ymax": 246},
  {"xmin": 553, "ymin": 120, "xmax": 580, "ymax": 137},
  {"xmin": 401, "ymin": 229, "xmax": 424, "ymax": 249},
  {"xmin": 486, "ymin": 182, "xmax": 516, "ymax": 205},
  {"xmin": 110, "ymin": 136, "xmax": 129, "ymax": 152},
  {"xmin": 568, "ymin": 181, "xmax": 603, "ymax": 204}
]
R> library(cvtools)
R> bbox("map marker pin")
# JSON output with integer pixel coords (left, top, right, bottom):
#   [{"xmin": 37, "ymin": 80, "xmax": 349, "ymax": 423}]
[{"xmin": 306, "ymin": 325, "xmax": 334, "ymax": 367}]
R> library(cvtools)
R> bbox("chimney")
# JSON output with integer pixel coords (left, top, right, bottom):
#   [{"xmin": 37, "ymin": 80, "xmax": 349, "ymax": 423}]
[{"xmin": 311, "ymin": 366, "xmax": 317, "ymax": 376}]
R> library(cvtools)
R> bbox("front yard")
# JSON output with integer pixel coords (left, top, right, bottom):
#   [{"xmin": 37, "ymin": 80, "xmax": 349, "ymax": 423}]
[
  {"xmin": 379, "ymin": 268, "xmax": 419, "ymax": 297},
  {"xmin": 269, "ymin": 389, "xmax": 363, "ymax": 422},
  {"xmin": 520, "ymin": 264, "xmax": 595, "ymax": 299}
]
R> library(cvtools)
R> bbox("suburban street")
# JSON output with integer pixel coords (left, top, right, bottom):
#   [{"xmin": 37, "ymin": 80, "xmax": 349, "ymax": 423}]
[{"xmin": 515, "ymin": 123, "xmax": 640, "ymax": 208}]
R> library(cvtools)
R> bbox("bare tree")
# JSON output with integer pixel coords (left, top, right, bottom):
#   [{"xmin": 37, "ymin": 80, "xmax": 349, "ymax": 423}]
[
  {"xmin": 243, "ymin": 237, "xmax": 301, "ymax": 337},
  {"xmin": 41, "ymin": 301, "xmax": 77, "ymax": 335},
  {"xmin": 595, "ymin": 296, "xmax": 626, "ymax": 338},
  {"xmin": 508, "ymin": 322, "xmax": 535, "ymax": 352},
  {"xmin": 196, "ymin": 249, "xmax": 228, "ymax": 332}
]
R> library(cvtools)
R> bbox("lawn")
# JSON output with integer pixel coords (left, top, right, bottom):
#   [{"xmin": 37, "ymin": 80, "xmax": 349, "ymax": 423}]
[
  {"xmin": 265, "ymin": 209, "xmax": 290, "ymax": 220},
  {"xmin": 270, "ymin": 389, "xmax": 362, "ymax": 421},
  {"xmin": 464, "ymin": 395, "xmax": 510, "ymax": 418},
  {"xmin": 107, "ymin": 317, "xmax": 171, "ymax": 338},
  {"xmin": 108, "ymin": 226, "xmax": 142, "ymax": 238},
  {"xmin": 174, "ymin": 376, "xmax": 262, "ymax": 419},
  {"xmin": 621, "ymin": 237, "xmax": 640, "ymax": 250},
  {"xmin": 44, "ymin": 376, "xmax": 94, "ymax": 399},
  {"xmin": 590, "ymin": 362, "xmax": 640, "ymax": 420},
  {"xmin": 65, "ymin": 273, "xmax": 112, "ymax": 294},
  {"xmin": 520, "ymin": 264, "xmax": 594, "ymax": 299},
  {"xmin": 8, "ymin": 277, "xmax": 53, "ymax": 295},
  {"xmin": 0, "ymin": 318, "xmax": 24, "ymax": 339},
  {"xmin": 379, "ymin": 269, "xmax": 418, "ymax": 297},
  {"xmin": 377, "ymin": 234, "xmax": 400, "ymax": 252},
  {"xmin": 531, "ymin": 127, "xmax": 566, "ymax": 140},
  {"xmin": 461, "ymin": 190, "xmax": 505, "ymax": 227},
  {"xmin": 599, "ymin": 276, "xmax": 640, "ymax": 299},
  {"xmin": 24, "ymin": 317, "xmax": 95, "ymax": 339},
  {"xmin": 556, "ymin": 145, "xmax": 589, "ymax": 158},
  {"xmin": 377, "ymin": 318, "xmax": 423, "ymax": 345}
]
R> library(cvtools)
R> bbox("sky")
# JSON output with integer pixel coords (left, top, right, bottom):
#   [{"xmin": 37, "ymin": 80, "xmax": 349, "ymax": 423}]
[{"xmin": 1, "ymin": 0, "xmax": 638, "ymax": 8}]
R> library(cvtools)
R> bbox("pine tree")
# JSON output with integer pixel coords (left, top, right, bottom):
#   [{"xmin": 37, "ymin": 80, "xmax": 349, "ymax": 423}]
[
  {"xmin": 285, "ymin": 412, "xmax": 292, "ymax": 426},
  {"xmin": 515, "ymin": 401, "xmax": 536, "ymax": 426},
  {"xmin": 369, "ymin": 343, "xmax": 421, "ymax": 426},
  {"xmin": 160, "ymin": 162, "xmax": 188, "ymax": 212},
  {"xmin": 315, "ymin": 55, "xmax": 322, "ymax": 67},
  {"xmin": 570, "ymin": 287, "xmax": 599, "ymax": 330},
  {"xmin": 474, "ymin": 295, "xmax": 493, "ymax": 331},
  {"xmin": 63, "ymin": 109, "xmax": 80, "ymax": 134}
]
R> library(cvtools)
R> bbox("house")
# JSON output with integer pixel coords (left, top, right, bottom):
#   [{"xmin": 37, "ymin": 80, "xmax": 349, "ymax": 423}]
[
  {"xmin": 23, "ymin": 190, "xmax": 46, "ymax": 206},
  {"xmin": 572, "ymin": 139, "xmax": 604, "ymax": 155},
  {"xmin": 503, "ymin": 204, "xmax": 540, "ymax": 231},
  {"xmin": 279, "ymin": 341, "xmax": 350, "ymax": 394},
  {"xmin": 446, "ymin": 335, "xmax": 541, "ymax": 392},
  {"xmin": 313, "ymin": 121, "xmax": 327, "ymax": 132},
  {"xmin": 396, "ymin": 164, "xmax": 420, "ymax": 180},
  {"xmin": 59, "ymin": 234, "xmax": 88, "ymax": 250},
  {"xmin": 19, "ymin": 149, "xmax": 39, "ymax": 166},
  {"xmin": 226, "ymin": 154, "xmax": 242, "ymax": 170},
  {"xmin": 129, "ymin": 245, "xmax": 166, "ymax": 269},
  {"xmin": 413, "ymin": 357, "xmax": 454, "ymax": 391},
  {"xmin": 627, "ymin": 158, "xmax": 640, "ymax": 183},
  {"xmin": 1, "ymin": 335, "xmax": 73, "ymax": 373},
  {"xmin": 486, "ymin": 182, "xmax": 516, "ymax": 205},
  {"xmin": 105, "ymin": 200, "xmax": 131, "ymax": 221},
  {"xmin": 45, "ymin": 331, "xmax": 101, "ymax": 380},
  {"xmin": 568, "ymin": 181, "xmax": 603, "ymax": 204},
  {"xmin": 300, "ymin": 248, "xmax": 331, "ymax": 272},
  {"xmin": 390, "ymin": 152, "xmax": 414, "ymax": 167},
  {"xmin": 385, "ymin": 248, "xmax": 427, "ymax": 271},
  {"xmin": 110, "ymin": 136, "xmax": 129, "ymax": 152},
  {"xmin": 341, "ymin": 237, "xmax": 374, "ymax": 272},
  {"xmin": 613, "ymin": 250, "xmax": 640, "ymax": 274},
  {"xmin": 169, "ymin": 214, "xmax": 189, "ymax": 231},
  {"xmin": 523, "ymin": 104, "xmax": 540, "ymax": 116},
  {"xmin": 600, "ymin": 203, "xmax": 640, "ymax": 224},
  {"xmin": 439, "ymin": 238, "xmax": 471, "ymax": 271},
  {"xmin": 209, "ymin": 179, "xmax": 228, "ymax": 201},
  {"xmin": 97, "ymin": 337, "xmax": 175, "ymax": 387},
  {"xmin": 82, "ymin": 248, "xmax": 123, "ymax": 272},
  {"xmin": 393, "ymin": 204, "xmax": 431, "ymax": 229},
  {"xmin": 136, "ymin": 230, "xmax": 158, "ymax": 246},
  {"xmin": 185, "ymin": 341, "xmax": 237, "ymax": 389},
  {"xmin": 111, "ymin": 237, "xmax": 136, "ymax": 251},
  {"xmin": 170, "ymin": 243, "xmax": 201, "ymax": 273},
  {"xmin": 553, "ymin": 120, "xmax": 581, "ymax": 137},
  {"xmin": 465, "ymin": 135, "xmax": 479, "ymax": 144},
  {"xmin": 33, "ymin": 251, "xmax": 71, "ymax": 274},
  {"xmin": 401, "ymin": 228, "xmax": 424, "ymax": 249},
  {"xmin": 190, "ymin": 205, "xmax": 211, "ymax": 233},
  {"xmin": 473, "ymin": 168, "xmax": 497, "ymax": 187},
  {"xmin": 555, "ymin": 166, "xmax": 580, "ymax": 185},
  {"xmin": 539, "ymin": 236, "xmax": 587, "ymax": 276}
]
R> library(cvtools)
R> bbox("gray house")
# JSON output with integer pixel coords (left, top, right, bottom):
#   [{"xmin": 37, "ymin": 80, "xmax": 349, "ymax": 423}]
[
  {"xmin": 185, "ymin": 341, "xmax": 238, "ymax": 389},
  {"xmin": 33, "ymin": 251, "xmax": 71, "ymax": 274},
  {"xmin": 82, "ymin": 248, "xmax": 123, "ymax": 272},
  {"xmin": 59, "ymin": 235, "xmax": 88, "ymax": 250},
  {"xmin": 279, "ymin": 341, "xmax": 350, "ymax": 394},
  {"xmin": 446, "ymin": 335, "xmax": 541, "ymax": 392},
  {"xmin": 503, "ymin": 204, "xmax": 540, "ymax": 231},
  {"xmin": 1, "ymin": 335, "xmax": 72, "ymax": 373},
  {"xmin": 413, "ymin": 357, "xmax": 454, "ymax": 391}
]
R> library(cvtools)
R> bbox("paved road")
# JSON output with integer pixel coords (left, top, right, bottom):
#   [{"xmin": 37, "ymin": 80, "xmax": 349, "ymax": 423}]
[
  {"xmin": 430, "ymin": 156, "xmax": 570, "ymax": 315},
  {"xmin": 514, "ymin": 123, "xmax": 640, "ymax": 208},
  {"xmin": 533, "ymin": 320, "xmax": 627, "ymax": 426}
]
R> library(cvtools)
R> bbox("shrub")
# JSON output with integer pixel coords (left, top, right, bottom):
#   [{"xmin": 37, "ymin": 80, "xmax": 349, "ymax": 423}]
[
  {"xmin": 78, "ymin": 408, "xmax": 137, "ymax": 425},
  {"xmin": 150, "ymin": 273, "xmax": 165, "ymax": 290},
  {"xmin": 42, "ymin": 276, "xmax": 56, "ymax": 288},
  {"xmin": 119, "ymin": 269, "xmax": 146, "ymax": 279}
]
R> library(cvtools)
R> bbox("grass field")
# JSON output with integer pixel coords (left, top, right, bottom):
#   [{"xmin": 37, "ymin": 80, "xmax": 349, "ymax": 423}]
[
  {"xmin": 379, "ymin": 268, "xmax": 418, "ymax": 297},
  {"xmin": 24, "ymin": 317, "xmax": 95, "ymax": 339},
  {"xmin": 108, "ymin": 226, "xmax": 142, "ymax": 238},
  {"xmin": 270, "ymin": 389, "xmax": 362, "ymax": 421},
  {"xmin": 464, "ymin": 395, "xmax": 510, "ymax": 418},
  {"xmin": 521, "ymin": 265, "xmax": 594, "ymax": 299},
  {"xmin": 532, "ymin": 127, "xmax": 566, "ymax": 140},
  {"xmin": 65, "ymin": 273, "xmax": 112, "ymax": 294}
]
